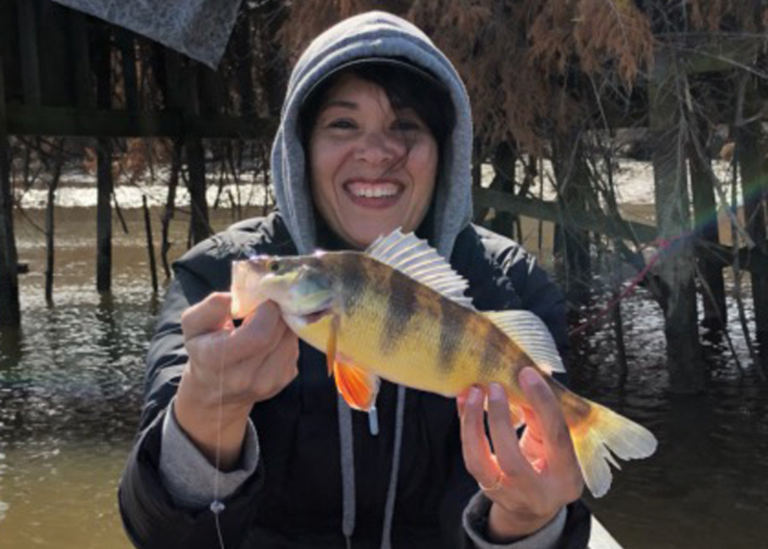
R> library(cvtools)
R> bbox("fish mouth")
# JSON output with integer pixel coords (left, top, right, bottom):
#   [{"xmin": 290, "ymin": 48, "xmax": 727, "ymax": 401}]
[
  {"xmin": 302, "ymin": 306, "xmax": 333, "ymax": 324},
  {"xmin": 286, "ymin": 294, "xmax": 335, "ymax": 325}
]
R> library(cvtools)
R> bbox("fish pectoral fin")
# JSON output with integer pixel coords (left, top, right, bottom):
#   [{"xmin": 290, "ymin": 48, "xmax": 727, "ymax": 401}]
[
  {"xmin": 482, "ymin": 310, "xmax": 566, "ymax": 374},
  {"xmin": 333, "ymin": 360, "xmax": 380, "ymax": 412}
]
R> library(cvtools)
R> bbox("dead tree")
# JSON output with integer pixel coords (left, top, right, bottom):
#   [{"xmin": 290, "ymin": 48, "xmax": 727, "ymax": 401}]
[
  {"xmin": 0, "ymin": 55, "xmax": 20, "ymax": 327},
  {"xmin": 650, "ymin": 55, "xmax": 704, "ymax": 393}
]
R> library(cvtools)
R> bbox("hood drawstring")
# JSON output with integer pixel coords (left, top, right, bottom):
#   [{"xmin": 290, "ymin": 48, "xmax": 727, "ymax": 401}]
[
  {"xmin": 338, "ymin": 394, "xmax": 356, "ymax": 549},
  {"xmin": 338, "ymin": 385, "xmax": 407, "ymax": 549},
  {"xmin": 380, "ymin": 384, "xmax": 406, "ymax": 549}
]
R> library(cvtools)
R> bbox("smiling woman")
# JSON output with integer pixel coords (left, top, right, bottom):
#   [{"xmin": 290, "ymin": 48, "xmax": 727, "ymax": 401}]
[{"xmin": 118, "ymin": 11, "xmax": 593, "ymax": 549}]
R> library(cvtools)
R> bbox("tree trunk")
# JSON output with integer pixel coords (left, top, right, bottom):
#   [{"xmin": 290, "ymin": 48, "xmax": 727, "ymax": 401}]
[
  {"xmin": 94, "ymin": 27, "xmax": 112, "ymax": 293},
  {"xmin": 161, "ymin": 139, "xmax": 182, "ymax": 279},
  {"xmin": 186, "ymin": 136, "xmax": 210, "ymax": 245},
  {"xmin": 45, "ymin": 143, "xmax": 63, "ymax": 305},
  {"xmin": 650, "ymin": 58, "xmax": 704, "ymax": 393},
  {"xmin": 688, "ymin": 124, "xmax": 726, "ymax": 331},
  {"xmin": 737, "ymin": 82, "xmax": 768, "ymax": 367},
  {"xmin": 552, "ymin": 129, "xmax": 592, "ymax": 304},
  {"xmin": 96, "ymin": 137, "xmax": 113, "ymax": 293},
  {"xmin": 489, "ymin": 142, "xmax": 517, "ymax": 239},
  {"xmin": 143, "ymin": 195, "xmax": 158, "ymax": 294},
  {"xmin": 0, "ymin": 55, "xmax": 21, "ymax": 327}
]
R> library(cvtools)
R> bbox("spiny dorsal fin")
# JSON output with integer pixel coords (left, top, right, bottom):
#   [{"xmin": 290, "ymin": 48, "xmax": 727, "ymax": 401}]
[
  {"xmin": 367, "ymin": 229, "xmax": 474, "ymax": 308},
  {"xmin": 482, "ymin": 310, "xmax": 566, "ymax": 374}
]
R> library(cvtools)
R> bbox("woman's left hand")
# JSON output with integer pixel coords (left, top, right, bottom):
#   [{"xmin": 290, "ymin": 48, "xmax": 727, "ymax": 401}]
[{"xmin": 458, "ymin": 367, "xmax": 584, "ymax": 541}]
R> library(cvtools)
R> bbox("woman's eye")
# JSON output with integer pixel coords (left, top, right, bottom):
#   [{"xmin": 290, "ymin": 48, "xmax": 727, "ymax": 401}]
[
  {"xmin": 391, "ymin": 119, "xmax": 421, "ymax": 132},
  {"xmin": 327, "ymin": 118, "xmax": 357, "ymax": 130}
]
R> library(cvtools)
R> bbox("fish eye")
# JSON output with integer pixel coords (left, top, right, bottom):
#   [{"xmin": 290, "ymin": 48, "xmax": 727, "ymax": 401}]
[{"xmin": 269, "ymin": 260, "xmax": 281, "ymax": 273}]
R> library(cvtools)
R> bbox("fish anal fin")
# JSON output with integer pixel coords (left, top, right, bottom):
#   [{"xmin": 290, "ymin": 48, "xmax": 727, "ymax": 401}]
[
  {"xmin": 333, "ymin": 360, "xmax": 380, "ymax": 412},
  {"xmin": 482, "ymin": 310, "xmax": 566, "ymax": 374}
]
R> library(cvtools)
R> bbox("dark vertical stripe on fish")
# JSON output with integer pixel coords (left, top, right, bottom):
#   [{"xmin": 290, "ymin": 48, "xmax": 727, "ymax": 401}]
[
  {"xmin": 380, "ymin": 270, "xmax": 417, "ymax": 355},
  {"xmin": 338, "ymin": 254, "xmax": 366, "ymax": 314},
  {"xmin": 480, "ymin": 321, "xmax": 508, "ymax": 377},
  {"xmin": 438, "ymin": 298, "xmax": 468, "ymax": 375}
]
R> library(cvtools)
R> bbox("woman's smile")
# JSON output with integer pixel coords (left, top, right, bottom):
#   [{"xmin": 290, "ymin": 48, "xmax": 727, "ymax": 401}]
[{"xmin": 344, "ymin": 179, "xmax": 404, "ymax": 208}]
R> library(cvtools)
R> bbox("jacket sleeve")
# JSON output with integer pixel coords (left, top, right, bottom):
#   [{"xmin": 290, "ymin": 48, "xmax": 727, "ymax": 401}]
[{"xmin": 118, "ymin": 240, "xmax": 266, "ymax": 549}]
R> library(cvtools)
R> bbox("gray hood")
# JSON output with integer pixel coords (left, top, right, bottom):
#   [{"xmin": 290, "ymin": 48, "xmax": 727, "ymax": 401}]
[{"xmin": 271, "ymin": 11, "xmax": 474, "ymax": 258}]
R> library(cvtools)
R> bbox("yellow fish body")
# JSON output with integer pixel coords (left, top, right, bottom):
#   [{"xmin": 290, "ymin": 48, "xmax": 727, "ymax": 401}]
[{"xmin": 231, "ymin": 230, "xmax": 657, "ymax": 497}]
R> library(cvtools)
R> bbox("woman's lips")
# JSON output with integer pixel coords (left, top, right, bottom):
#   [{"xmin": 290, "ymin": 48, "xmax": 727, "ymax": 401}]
[{"xmin": 343, "ymin": 180, "xmax": 404, "ymax": 209}]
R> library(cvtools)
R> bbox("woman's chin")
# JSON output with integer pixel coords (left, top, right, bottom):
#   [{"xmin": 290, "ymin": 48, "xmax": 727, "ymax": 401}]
[{"xmin": 339, "ymin": 220, "xmax": 403, "ymax": 249}]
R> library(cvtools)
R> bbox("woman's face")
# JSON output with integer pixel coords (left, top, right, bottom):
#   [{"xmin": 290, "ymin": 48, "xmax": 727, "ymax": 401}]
[{"xmin": 308, "ymin": 73, "xmax": 439, "ymax": 249}]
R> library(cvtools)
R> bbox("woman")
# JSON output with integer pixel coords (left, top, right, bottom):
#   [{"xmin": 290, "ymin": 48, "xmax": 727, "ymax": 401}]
[{"xmin": 119, "ymin": 11, "xmax": 590, "ymax": 549}]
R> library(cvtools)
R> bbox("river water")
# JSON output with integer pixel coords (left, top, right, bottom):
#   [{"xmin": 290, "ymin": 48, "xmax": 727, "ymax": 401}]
[{"xmin": 0, "ymin": 189, "xmax": 766, "ymax": 548}]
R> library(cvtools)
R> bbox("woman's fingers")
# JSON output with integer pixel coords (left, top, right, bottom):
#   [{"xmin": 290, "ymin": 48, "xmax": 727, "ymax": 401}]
[
  {"xmin": 519, "ymin": 368, "xmax": 577, "ymax": 466},
  {"xmin": 460, "ymin": 386, "xmax": 499, "ymax": 489},
  {"xmin": 181, "ymin": 292, "xmax": 233, "ymax": 339},
  {"xmin": 226, "ymin": 301, "xmax": 286, "ymax": 364},
  {"xmin": 486, "ymin": 383, "xmax": 529, "ymax": 478},
  {"xmin": 519, "ymin": 368, "xmax": 583, "ymax": 497}
]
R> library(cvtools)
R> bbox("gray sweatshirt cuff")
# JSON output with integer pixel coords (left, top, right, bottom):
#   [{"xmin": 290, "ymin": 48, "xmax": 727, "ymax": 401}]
[
  {"xmin": 463, "ymin": 492, "xmax": 567, "ymax": 549},
  {"xmin": 158, "ymin": 399, "xmax": 259, "ymax": 509}
]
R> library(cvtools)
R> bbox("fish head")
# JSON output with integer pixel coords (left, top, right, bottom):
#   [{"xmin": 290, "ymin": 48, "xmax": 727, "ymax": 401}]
[{"xmin": 231, "ymin": 255, "xmax": 335, "ymax": 321}]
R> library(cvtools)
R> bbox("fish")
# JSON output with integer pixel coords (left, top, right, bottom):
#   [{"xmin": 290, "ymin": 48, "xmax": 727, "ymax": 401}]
[{"xmin": 230, "ymin": 229, "xmax": 657, "ymax": 497}]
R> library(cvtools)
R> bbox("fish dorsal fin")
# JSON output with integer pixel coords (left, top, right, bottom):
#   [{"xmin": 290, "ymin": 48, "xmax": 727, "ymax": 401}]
[
  {"xmin": 482, "ymin": 310, "xmax": 566, "ymax": 374},
  {"xmin": 367, "ymin": 229, "xmax": 474, "ymax": 308}
]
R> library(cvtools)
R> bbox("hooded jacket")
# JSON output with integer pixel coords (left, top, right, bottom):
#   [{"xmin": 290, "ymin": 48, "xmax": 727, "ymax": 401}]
[{"xmin": 118, "ymin": 11, "xmax": 591, "ymax": 549}]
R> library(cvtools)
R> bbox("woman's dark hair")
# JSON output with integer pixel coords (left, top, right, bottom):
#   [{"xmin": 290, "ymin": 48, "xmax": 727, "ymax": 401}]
[{"xmin": 299, "ymin": 59, "xmax": 455, "ymax": 151}]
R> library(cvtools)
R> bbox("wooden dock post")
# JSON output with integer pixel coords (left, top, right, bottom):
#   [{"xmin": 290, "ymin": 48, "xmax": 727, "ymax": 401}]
[
  {"xmin": 650, "ymin": 54, "xmax": 704, "ymax": 392},
  {"xmin": 0, "ymin": 55, "xmax": 21, "ymax": 327}
]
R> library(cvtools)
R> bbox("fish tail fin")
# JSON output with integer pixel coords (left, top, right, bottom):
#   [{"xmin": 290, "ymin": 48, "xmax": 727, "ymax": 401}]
[{"xmin": 565, "ymin": 397, "xmax": 657, "ymax": 498}]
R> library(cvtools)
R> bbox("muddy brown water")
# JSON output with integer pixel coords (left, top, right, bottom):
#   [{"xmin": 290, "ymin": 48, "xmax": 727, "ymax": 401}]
[{"xmin": 1, "ymin": 204, "xmax": 766, "ymax": 549}]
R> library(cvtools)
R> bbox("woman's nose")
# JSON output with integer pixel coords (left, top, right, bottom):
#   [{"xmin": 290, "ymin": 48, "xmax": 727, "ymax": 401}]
[{"xmin": 354, "ymin": 131, "xmax": 405, "ymax": 164}]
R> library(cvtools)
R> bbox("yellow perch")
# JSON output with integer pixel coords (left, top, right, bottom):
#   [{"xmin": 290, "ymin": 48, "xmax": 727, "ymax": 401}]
[{"xmin": 231, "ymin": 229, "xmax": 657, "ymax": 497}]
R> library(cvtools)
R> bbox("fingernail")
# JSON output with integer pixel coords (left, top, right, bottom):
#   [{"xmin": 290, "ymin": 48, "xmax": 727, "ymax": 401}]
[
  {"xmin": 520, "ymin": 367, "xmax": 542, "ymax": 388},
  {"xmin": 467, "ymin": 386, "xmax": 482, "ymax": 405},
  {"xmin": 489, "ymin": 383, "xmax": 505, "ymax": 401}
]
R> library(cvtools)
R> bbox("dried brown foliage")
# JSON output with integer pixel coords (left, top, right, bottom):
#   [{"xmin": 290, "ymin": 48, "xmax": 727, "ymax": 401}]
[
  {"xmin": 276, "ymin": 0, "xmax": 656, "ymax": 152},
  {"xmin": 687, "ymin": 0, "xmax": 761, "ymax": 31},
  {"xmin": 272, "ymin": 0, "xmax": 766, "ymax": 153}
]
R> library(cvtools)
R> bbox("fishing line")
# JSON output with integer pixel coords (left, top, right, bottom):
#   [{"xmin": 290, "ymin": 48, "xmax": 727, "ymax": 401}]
[
  {"xmin": 210, "ymin": 319, "xmax": 228, "ymax": 549},
  {"xmin": 568, "ymin": 234, "xmax": 687, "ymax": 337}
]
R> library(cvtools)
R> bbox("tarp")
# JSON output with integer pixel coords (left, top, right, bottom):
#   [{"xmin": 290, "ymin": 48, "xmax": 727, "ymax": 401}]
[{"xmin": 50, "ymin": 0, "xmax": 243, "ymax": 69}]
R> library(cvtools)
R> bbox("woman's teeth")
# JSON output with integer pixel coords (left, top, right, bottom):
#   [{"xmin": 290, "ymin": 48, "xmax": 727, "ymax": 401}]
[{"xmin": 348, "ymin": 183, "xmax": 399, "ymax": 198}]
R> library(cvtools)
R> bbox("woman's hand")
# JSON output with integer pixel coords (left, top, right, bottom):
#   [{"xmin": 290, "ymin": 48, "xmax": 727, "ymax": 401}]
[
  {"xmin": 458, "ymin": 367, "xmax": 584, "ymax": 541},
  {"xmin": 174, "ymin": 292, "xmax": 299, "ymax": 469}
]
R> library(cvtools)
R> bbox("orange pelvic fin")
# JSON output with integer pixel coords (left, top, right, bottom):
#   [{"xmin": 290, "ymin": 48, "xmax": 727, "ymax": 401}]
[{"xmin": 333, "ymin": 359, "xmax": 380, "ymax": 411}]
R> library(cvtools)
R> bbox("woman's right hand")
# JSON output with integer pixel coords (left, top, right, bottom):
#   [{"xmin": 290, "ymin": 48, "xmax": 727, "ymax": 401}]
[{"xmin": 174, "ymin": 292, "xmax": 299, "ymax": 469}]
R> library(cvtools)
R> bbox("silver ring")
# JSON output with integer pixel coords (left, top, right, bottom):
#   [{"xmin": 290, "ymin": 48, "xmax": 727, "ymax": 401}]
[{"xmin": 479, "ymin": 471, "xmax": 504, "ymax": 493}]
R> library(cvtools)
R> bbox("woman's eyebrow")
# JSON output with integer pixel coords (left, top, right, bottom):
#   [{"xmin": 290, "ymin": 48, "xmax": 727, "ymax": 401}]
[{"xmin": 322, "ymin": 99, "xmax": 359, "ymax": 110}]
